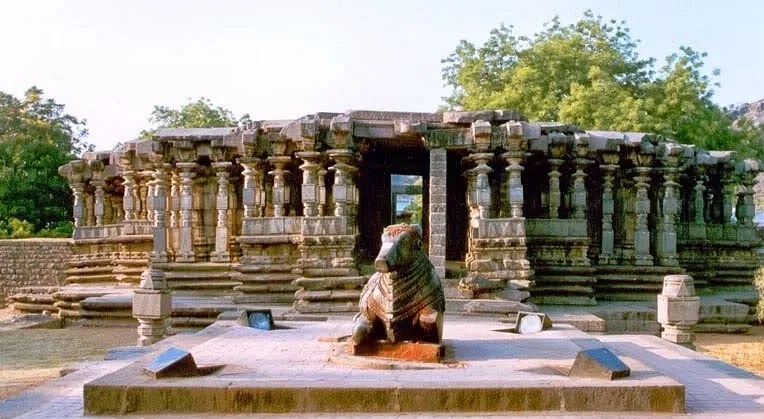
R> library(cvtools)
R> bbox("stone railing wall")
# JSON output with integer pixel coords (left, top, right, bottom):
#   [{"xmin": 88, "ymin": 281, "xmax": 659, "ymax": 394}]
[{"xmin": 0, "ymin": 239, "xmax": 72, "ymax": 303}]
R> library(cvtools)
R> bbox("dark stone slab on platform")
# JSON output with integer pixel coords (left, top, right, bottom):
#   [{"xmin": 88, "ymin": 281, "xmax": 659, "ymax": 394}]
[
  {"xmin": 568, "ymin": 347, "xmax": 631, "ymax": 380},
  {"xmin": 143, "ymin": 347, "xmax": 199, "ymax": 379}
]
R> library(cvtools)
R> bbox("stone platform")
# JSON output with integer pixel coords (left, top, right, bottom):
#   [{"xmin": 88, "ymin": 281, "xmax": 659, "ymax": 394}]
[{"xmin": 83, "ymin": 317, "xmax": 684, "ymax": 415}]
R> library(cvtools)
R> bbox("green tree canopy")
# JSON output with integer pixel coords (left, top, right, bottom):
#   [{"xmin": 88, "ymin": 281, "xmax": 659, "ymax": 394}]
[
  {"xmin": 442, "ymin": 10, "xmax": 764, "ymax": 158},
  {"xmin": 140, "ymin": 97, "xmax": 247, "ymax": 138},
  {"xmin": 0, "ymin": 87, "xmax": 90, "ymax": 235}
]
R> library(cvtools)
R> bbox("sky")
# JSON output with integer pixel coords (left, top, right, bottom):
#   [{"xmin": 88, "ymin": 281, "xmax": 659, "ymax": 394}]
[{"xmin": 2, "ymin": 0, "xmax": 763, "ymax": 151}]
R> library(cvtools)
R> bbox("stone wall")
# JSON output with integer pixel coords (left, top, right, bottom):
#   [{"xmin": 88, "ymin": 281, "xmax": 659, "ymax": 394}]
[{"xmin": 0, "ymin": 239, "xmax": 72, "ymax": 304}]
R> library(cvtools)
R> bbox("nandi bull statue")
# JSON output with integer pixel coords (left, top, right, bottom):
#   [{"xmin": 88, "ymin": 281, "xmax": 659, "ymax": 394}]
[{"xmin": 352, "ymin": 224, "xmax": 445, "ymax": 346}]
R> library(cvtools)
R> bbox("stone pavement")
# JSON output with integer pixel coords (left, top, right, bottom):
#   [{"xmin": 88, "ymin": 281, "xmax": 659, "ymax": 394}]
[{"xmin": 2, "ymin": 315, "xmax": 764, "ymax": 418}]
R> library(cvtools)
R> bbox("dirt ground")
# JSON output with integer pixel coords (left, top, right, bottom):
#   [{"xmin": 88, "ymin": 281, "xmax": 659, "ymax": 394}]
[
  {"xmin": 0, "ymin": 307, "xmax": 136, "ymax": 400},
  {"xmin": 694, "ymin": 325, "xmax": 764, "ymax": 377},
  {"xmin": 0, "ymin": 306, "xmax": 763, "ymax": 402}
]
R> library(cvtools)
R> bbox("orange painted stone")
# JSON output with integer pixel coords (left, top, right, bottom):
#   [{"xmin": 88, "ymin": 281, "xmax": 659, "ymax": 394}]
[{"xmin": 349, "ymin": 340, "xmax": 444, "ymax": 363}]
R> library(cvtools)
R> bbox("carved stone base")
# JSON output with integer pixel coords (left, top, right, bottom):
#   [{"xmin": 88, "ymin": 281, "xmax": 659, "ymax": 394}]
[{"xmin": 349, "ymin": 340, "xmax": 444, "ymax": 363}]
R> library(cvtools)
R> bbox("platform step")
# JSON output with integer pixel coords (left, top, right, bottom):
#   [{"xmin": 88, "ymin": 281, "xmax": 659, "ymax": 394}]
[{"xmin": 293, "ymin": 276, "xmax": 367, "ymax": 290}]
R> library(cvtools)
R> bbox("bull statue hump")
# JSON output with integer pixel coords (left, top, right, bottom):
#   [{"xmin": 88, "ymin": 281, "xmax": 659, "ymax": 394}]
[{"xmin": 352, "ymin": 223, "xmax": 445, "ymax": 345}]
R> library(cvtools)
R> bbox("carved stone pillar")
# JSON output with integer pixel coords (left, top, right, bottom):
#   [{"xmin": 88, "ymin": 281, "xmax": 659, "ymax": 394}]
[
  {"xmin": 599, "ymin": 162, "xmax": 618, "ymax": 264},
  {"xmin": 137, "ymin": 173, "xmax": 150, "ymax": 220},
  {"xmin": 429, "ymin": 148, "xmax": 447, "ymax": 279},
  {"xmin": 92, "ymin": 179, "xmax": 105, "ymax": 226},
  {"xmin": 694, "ymin": 173, "xmax": 706, "ymax": 224},
  {"xmin": 110, "ymin": 195, "xmax": 123, "ymax": 224},
  {"xmin": 240, "ymin": 158, "xmax": 259, "ymax": 219},
  {"xmin": 571, "ymin": 134, "xmax": 589, "ymax": 220},
  {"xmin": 317, "ymin": 167, "xmax": 328, "ymax": 216},
  {"xmin": 704, "ymin": 175, "xmax": 715, "ymax": 224},
  {"xmin": 71, "ymin": 181, "xmax": 85, "ymax": 228},
  {"xmin": 168, "ymin": 170, "xmax": 180, "ymax": 256},
  {"xmin": 470, "ymin": 153, "xmax": 493, "ymax": 219},
  {"xmin": 502, "ymin": 151, "xmax": 525, "ymax": 218},
  {"xmin": 548, "ymin": 159, "xmax": 563, "ymax": 219},
  {"xmin": 571, "ymin": 161, "xmax": 587, "ymax": 220},
  {"xmin": 122, "ymin": 170, "xmax": 136, "ymax": 221},
  {"xmin": 133, "ymin": 266, "xmax": 171, "ymax": 346},
  {"xmin": 147, "ymin": 174, "xmax": 156, "ymax": 222},
  {"xmin": 723, "ymin": 172, "xmax": 736, "ymax": 224},
  {"xmin": 176, "ymin": 162, "xmax": 196, "ymax": 262},
  {"xmin": 297, "ymin": 151, "xmax": 321, "ymax": 217},
  {"xmin": 657, "ymin": 168, "xmax": 679, "ymax": 266},
  {"xmin": 741, "ymin": 172, "xmax": 756, "ymax": 226},
  {"xmin": 85, "ymin": 193, "xmax": 94, "ymax": 226},
  {"xmin": 268, "ymin": 156, "xmax": 291, "ymax": 217},
  {"xmin": 329, "ymin": 150, "xmax": 358, "ymax": 232},
  {"xmin": 633, "ymin": 166, "xmax": 653, "ymax": 266},
  {"xmin": 151, "ymin": 163, "xmax": 169, "ymax": 263},
  {"xmin": 211, "ymin": 162, "xmax": 232, "ymax": 262}
]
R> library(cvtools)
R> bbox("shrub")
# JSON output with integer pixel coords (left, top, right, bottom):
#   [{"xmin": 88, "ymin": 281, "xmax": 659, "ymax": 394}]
[{"xmin": 755, "ymin": 267, "xmax": 764, "ymax": 322}]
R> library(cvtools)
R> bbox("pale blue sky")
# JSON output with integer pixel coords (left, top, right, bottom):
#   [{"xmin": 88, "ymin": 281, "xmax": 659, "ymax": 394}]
[{"xmin": 2, "ymin": 0, "xmax": 762, "ymax": 151}]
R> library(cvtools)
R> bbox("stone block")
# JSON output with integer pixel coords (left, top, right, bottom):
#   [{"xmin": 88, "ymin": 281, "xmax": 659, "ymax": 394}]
[
  {"xmin": 657, "ymin": 295, "xmax": 700, "ymax": 325},
  {"xmin": 349, "ymin": 340, "xmax": 443, "ymax": 363},
  {"xmin": 504, "ymin": 121, "xmax": 523, "ymax": 138},
  {"xmin": 443, "ymin": 110, "xmax": 493, "ymax": 124},
  {"xmin": 568, "ymin": 347, "xmax": 630, "ymax": 380},
  {"xmin": 143, "ymin": 347, "xmax": 199, "ymax": 379},
  {"xmin": 520, "ymin": 122, "xmax": 541, "ymax": 139},
  {"xmin": 493, "ymin": 109, "xmax": 522, "ymax": 122},
  {"xmin": 471, "ymin": 120, "xmax": 493, "ymax": 138},
  {"xmin": 132, "ymin": 290, "xmax": 171, "ymax": 319}
]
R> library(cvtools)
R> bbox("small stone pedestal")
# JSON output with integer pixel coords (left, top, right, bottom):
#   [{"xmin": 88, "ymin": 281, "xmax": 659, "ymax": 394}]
[
  {"xmin": 657, "ymin": 274, "xmax": 700, "ymax": 348},
  {"xmin": 349, "ymin": 341, "xmax": 444, "ymax": 363},
  {"xmin": 133, "ymin": 267, "xmax": 171, "ymax": 346}
]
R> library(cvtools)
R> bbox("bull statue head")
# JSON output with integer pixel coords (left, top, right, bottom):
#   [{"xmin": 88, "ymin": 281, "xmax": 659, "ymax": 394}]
[{"xmin": 374, "ymin": 224, "xmax": 424, "ymax": 273}]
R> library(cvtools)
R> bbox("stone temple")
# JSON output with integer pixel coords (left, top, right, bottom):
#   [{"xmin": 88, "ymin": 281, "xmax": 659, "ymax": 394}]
[{"xmin": 56, "ymin": 109, "xmax": 761, "ymax": 324}]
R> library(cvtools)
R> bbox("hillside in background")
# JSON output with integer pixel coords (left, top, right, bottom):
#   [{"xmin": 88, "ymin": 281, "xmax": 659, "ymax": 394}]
[
  {"xmin": 732, "ymin": 99, "xmax": 764, "ymax": 126},
  {"xmin": 739, "ymin": 99, "xmax": 764, "ymax": 214}
]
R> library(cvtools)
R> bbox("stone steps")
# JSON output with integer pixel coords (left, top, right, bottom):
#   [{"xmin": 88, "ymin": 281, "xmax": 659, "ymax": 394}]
[
  {"xmin": 293, "ymin": 276, "xmax": 367, "ymax": 291},
  {"xmin": 529, "ymin": 266, "xmax": 596, "ymax": 306},
  {"xmin": 163, "ymin": 263, "xmax": 240, "ymax": 293},
  {"xmin": 234, "ymin": 264, "xmax": 299, "ymax": 304},
  {"xmin": 6, "ymin": 286, "xmax": 59, "ymax": 313},
  {"xmin": 292, "ymin": 275, "xmax": 366, "ymax": 313},
  {"xmin": 594, "ymin": 265, "xmax": 684, "ymax": 301}
]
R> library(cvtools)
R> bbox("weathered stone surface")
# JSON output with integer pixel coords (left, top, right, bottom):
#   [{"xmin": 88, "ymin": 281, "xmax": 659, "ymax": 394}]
[
  {"xmin": 83, "ymin": 320, "xmax": 685, "ymax": 415},
  {"xmin": 0, "ymin": 239, "xmax": 71, "ymax": 306}
]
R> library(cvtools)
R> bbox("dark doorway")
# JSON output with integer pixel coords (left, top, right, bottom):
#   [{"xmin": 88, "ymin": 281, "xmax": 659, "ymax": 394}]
[
  {"xmin": 357, "ymin": 142, "xmax": 429, "ymax": 261},
  {"xmin": 446, "ymin": 149, "xmax": 469, "ymax": 261}
]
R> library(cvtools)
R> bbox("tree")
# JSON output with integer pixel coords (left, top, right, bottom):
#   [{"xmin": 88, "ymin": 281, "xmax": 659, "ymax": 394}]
[
  {"xmin": 140, "ymin": 97, "xmax": 247, "ymax": 138},
  {"xmin": 0, "ymin": 87, "xmax": 90, "ymax": 234},
  {"xmin": 442, "ymin": 11, "xmax": 764, "ymax": 158}
]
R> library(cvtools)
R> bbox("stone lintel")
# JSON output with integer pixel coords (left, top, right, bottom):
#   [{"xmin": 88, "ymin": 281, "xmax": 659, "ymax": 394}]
[
  {"xmin": 155, "ymin": 127, "xmax": 236, "ymax": 139},
  {"xmin": 346, "ymin": 110, "xmax": 442, "ymax": 122}
]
